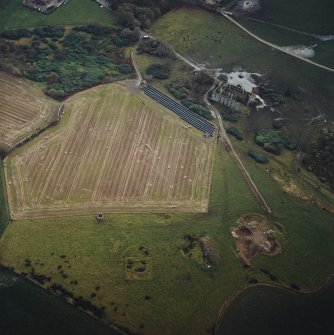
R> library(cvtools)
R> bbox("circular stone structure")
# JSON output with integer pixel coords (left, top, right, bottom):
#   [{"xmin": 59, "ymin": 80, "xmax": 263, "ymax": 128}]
[{"xmin": 96, "ymin": 213, "xmax": 104, "ymax": 222}]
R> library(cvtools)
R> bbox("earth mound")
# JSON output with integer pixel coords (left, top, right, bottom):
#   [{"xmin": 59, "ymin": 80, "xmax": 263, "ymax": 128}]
[{"xmin": 230, "ymin": 214, "xmax": 282, "ymax": 265}]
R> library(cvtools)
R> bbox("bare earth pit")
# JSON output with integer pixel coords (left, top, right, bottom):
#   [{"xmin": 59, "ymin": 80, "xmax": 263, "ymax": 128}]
[{"xmin": 230, "ymin": 214, "xmax": 282, "ymax": 265}]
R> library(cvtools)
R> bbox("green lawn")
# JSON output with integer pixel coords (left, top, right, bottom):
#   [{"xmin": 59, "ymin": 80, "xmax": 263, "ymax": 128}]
[{"xmin": 0, "ymin": 0, "xmax": 115, "ymax": 31}]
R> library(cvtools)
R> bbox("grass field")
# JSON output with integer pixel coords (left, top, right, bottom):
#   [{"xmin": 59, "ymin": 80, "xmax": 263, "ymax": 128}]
[
  {"xmin": 0, "ymin": 5, "xmax": 333, "ymax": 334},
  {"xmin": 0, "ymin": 72, "xmax": 59, "ymax": 151},
  {"xmin": 1, "ymin": 140, "xmax": 334, "ymax": 333},
  {"xmin": 251, "ymin": 0, "xmax": 334, "ymax": 35},
  {"xmin": 0, "ymin": 0, "xmax": 115, "ymax": 32},
  {"xmin": 4, "ymin": 83, "xmax": 215, "ymax": 219},
  {"xmin": 0, "ymin": 148, "xmax": 264, "ymax": 335},
  {"xmin": 236, "ymin": 18, "xmax": 334, "ymax": 69},
  {"xmin": 0, "ymin": 266, "xmax": 120, "ymax": 335},
  {"xmin": 217, "ymin": 281, "xmax": 334, "ymax": 335},
  {"xmin": 151, "ymin": 7, "xmax": 334, "ymax": 123}
]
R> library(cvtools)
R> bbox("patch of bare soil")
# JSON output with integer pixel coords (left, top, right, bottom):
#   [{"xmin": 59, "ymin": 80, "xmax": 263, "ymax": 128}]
[
  {"xmin": 230, "ymin": 214, "xmax": 282, "ymax": 266},
  {"xmin": 273, "ymin": 175, "xmax": 311, "ymax": 201},
  {"xmin": 273, "ymin": 174, "xmax": 334, "ymax": 214}
]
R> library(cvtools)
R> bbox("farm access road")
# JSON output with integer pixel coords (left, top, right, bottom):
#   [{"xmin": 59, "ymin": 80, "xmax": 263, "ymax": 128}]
[
  {"xmin": 204, "ymin": 84, "xmax": 272, "ymax": 214},
  {"xmin": 132, "ymin": 33, "xmax": 272, "ymax": 214}
]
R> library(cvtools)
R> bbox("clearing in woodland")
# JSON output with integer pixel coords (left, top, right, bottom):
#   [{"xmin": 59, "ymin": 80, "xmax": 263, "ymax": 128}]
[
  {"xmin": 0, "ymin": 72, "xmax": 59, "ymax": 151},
  {"xmin": 5, "ymin": 83, "xmax": 215, "ymax": 219}
]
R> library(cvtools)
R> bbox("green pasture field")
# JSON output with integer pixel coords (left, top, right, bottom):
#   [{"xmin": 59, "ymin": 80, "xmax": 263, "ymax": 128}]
[
  {"xmin": 151, "ymin": 7, "xmax": 334, "ymax": 122},
  {"xmin": 0, "ymin": 266, "xmax": 120, "ymax": 335},
  {"xmin": 0, "ymin": 0, "xmax": 115, "ymax": 32},
  {"xmin": 1, "ymin": 141, "xmax": 334, "ymax": 334},
  {"xmin": 237, "ymin": 18, "xmax": 334, "ymax": 69},
  {"xmin": 251, "ymin": 0, "xmax": 334, "ymax": 35},
  {"xmin": 0, "ymin": 148, "xmax": 262, "ymax": 335}
]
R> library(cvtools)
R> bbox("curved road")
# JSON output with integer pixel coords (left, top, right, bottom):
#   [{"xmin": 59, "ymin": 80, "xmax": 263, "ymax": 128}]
[{"xmin": 221, "ymin": 12, "xmax": 334, "ymax": 74}]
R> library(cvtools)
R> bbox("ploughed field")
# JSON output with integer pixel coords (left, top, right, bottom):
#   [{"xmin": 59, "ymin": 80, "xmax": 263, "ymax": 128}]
[
  {"xmin": 4, "ymin": 83, "xmax": 215, "ymax": 219},
  {"xmin": 0, "ymin": 72, "xmax": 59, "ymax": 151}
]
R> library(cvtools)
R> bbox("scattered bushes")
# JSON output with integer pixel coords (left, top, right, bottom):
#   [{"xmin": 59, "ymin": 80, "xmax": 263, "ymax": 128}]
[
  {"xmin": 33, "ymin": 26, "xmax": 65, "ymax": 38},
  {"xmin": 182, "ymin": 98, "xmax": 212, "ymax": 120},
  {"xmin": 146, "ymin": 63, "xmax": 169, "ymax": 79},
  {"xmin": 272, "ymin": 119, "xmax": 283, "ymax": 130},
  {"xmin": 255, "ymin": 129, "xmax": 297, "ymax": 153},
  {"xmin": 194, "ymin": 70, "xmax": 214, "ymax": 86},
  {"xmin": 303, "ymin": 127, "xmax": 334, "ymax": 187},
  {"xmin": 112, "ymin": 0, "xmax": 178, "ymax": 29},
  {"xmin": 222, "ymin": 114, "xmax": 238, "ymax": 122},
  {"xmin": 0, "ymin": 25, "xmax": 135, "ymax": 98},
  {"xmin": 263, "ymin": 143, "xmax": 282, "ymax": 155},
  {"xmin": 260, "ymin": 87, "xmax": 284, "ymax": 107},
  {"xmin": 226, "ymin": 126, "xmax": 243, "ymax": 140},
  {"xmin": 138, "ymin": 39, "xmax": 175, "ymax": 58},
  {"xmin": 248, "ymin": 151, "xmax": 268, "ymax": 164},
  {"xmin": 270, "ymin": 93, "xmax": 284, "ymax": 106},
  {"xmin": 290, "ymin": 283, "xmax": 300, "ymax": 290},
  {"xmin": 0, "ymin": 28, "xmax": 31, "ymax": 39},
  {"xmin": 117, "ymin": 63, "xmax": 133, "ymax": 74},
  {"xmin": 166, "ymin": 81, "xmax": 190, "ymax": 99},
  {"xmin": 50, "ymin": 283, "xmax": 105, "ymax": 319},
  {"xmin": 73, "ymin": 24, "xmax": 113, "ymax": 36}
]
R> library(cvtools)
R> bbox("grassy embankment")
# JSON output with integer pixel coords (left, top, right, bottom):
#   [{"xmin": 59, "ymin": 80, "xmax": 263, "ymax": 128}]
[
  {"xmin": 0, "ymin": 160, "xmax": 9, "ymax": 235},
  {"xmin": 0, "ymin": 0, "xmax": 115, "ymax": 32},
  {"xmin": 236, "ymin": 18, "xmax": 334, "ymax": 70}
]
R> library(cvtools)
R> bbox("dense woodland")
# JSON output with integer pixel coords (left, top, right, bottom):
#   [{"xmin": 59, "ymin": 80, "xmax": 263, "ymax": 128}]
[
  {"xmin": 107, "ymin": 0, "xmax": 179, "ymax": 29},
  {"xmin": 0, "ymin": 25, "xmax": 136, "ymax": 98}
]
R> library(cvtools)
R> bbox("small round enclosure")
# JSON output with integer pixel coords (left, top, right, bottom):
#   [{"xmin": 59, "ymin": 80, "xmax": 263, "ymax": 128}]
[{"xmin": 96, "ymin": 213, "xmax": 104, "ymax": 222}]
